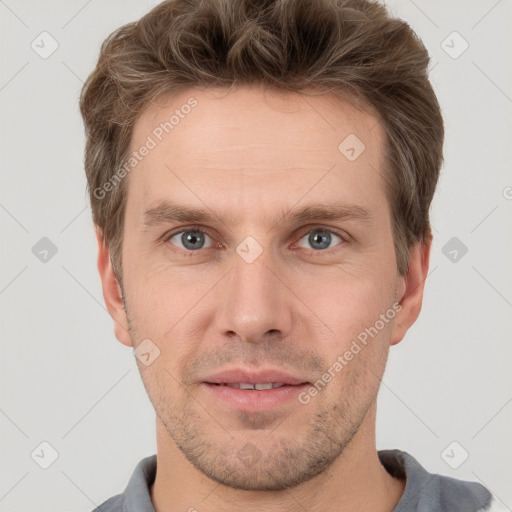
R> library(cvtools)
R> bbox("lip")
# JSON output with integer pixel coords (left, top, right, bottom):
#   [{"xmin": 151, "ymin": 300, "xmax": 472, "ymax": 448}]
[
  {"xmin": 202, "ymin": 382, "xmax": 310, "ymax": 413},
  {"xmin": 200, "ymin": 367, "xmax": 310, "ymax": 413},
  {"xmin": 201, "ymin": 368, "xmax": 309, "ymax": 386}
]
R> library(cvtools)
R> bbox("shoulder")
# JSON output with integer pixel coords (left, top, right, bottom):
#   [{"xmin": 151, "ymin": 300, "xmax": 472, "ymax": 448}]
[
  {"xmin": 379, "ymin": 449, "xmax": 493, "ymax": 512},
  {"xmin": 481, "ymin": 497, "xmax": 510, "ymax": 512},
  {"xmin": 89, "ymin": 454, "xmax": 156, "ymax": 512},
  {"xmin": 432, "ymin": 472, "xmax": 492, "ymax": 511},
  {"xmin": 91, "ymin": 494, "xmax": 124, "ymax": 512}
]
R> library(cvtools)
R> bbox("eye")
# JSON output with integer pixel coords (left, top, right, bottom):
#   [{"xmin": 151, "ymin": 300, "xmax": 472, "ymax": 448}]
[
  {"xmin": 164, "ymin": 226, "xmax": 346, "ymax": 254},
  {"xmin": 295, "ymin": 228, "xmax": 344, "ymax": 251},
  {"xmin": 166, "ymin": 228, "xmax": 214, "ymax": 251}
]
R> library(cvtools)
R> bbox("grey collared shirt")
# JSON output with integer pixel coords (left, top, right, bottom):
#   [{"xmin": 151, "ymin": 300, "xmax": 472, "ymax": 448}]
[{"xmin": 91, "ymin": 449, "xmax": 496, "ymax": 512}]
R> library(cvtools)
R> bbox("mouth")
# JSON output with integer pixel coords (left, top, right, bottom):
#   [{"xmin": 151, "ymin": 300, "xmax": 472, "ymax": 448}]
[
  {"xmin": 209, "ymin": 382, "xmax": 293, "ymax": 390},
  {"xmin": 202, "ymin": 382, "xmax": 310, "ymax": 413},
  {"xmin": 200, "ymin": 369, "xmax": 311, "ymax": 412}
]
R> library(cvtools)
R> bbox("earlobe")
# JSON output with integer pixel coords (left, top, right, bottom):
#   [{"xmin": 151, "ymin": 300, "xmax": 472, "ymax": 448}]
[
  {"xmin": 390, "ymin": 234, "xmax": 432, "ymax": 346},
  {"xmin": 95, "ymin": 228, "xmax": 132, "ymax": 347}
]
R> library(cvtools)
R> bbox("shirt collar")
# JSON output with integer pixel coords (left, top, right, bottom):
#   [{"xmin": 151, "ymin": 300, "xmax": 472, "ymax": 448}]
[{"xmin": 119, "ymin": 450, "xmax": 492, "ymax": 512}]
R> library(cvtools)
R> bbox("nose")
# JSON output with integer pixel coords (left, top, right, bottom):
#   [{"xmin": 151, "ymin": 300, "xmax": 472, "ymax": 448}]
[{"xmin": 214, "ymin": 241, "xmax": 294, "ymax": 345}]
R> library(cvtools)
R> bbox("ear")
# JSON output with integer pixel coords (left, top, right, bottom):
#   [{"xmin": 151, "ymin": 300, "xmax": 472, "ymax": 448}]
[
  {"xmin": 95, "ymin": 228, "xmax": 132, "ymax": 347},
  {"xmin": 390, "ymin": 234, "xmax": 432, "ymax": 346}
]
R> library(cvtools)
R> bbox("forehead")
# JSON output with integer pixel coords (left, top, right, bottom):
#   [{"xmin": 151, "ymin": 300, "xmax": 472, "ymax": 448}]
[{"xmin": 126, "ymin": 86, "xmax": 386, "ymax": 219}]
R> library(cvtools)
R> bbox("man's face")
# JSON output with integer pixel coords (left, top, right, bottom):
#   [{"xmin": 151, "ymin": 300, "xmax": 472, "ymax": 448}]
[{"xmin": 113, "ymin": 86, "xmax": 408, "ymax": 490}]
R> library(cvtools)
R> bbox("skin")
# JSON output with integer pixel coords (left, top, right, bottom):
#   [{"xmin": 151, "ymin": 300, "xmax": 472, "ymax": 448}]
[{"xmin": 96, "ymin": 85, "xmax": 431, "ymax": 511}]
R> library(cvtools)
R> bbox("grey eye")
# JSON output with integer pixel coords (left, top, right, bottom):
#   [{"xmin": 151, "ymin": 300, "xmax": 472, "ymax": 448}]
[
  {"xmin": 169, "ymin": 230, "xmax": 213, "ymax": 251},
  {"xmin": 296, "ymin": 229, "xmax": 342, "ymax": 250}
]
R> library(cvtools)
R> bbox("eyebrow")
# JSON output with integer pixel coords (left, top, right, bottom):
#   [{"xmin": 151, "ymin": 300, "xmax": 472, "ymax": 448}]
[{"xmin": 143, "ymin": 200, "xmax": 371, "ymax": 230}]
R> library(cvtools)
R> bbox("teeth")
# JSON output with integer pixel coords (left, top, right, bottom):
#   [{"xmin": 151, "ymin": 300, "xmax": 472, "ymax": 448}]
[
  {"xmin": 255, "ymin": 383, "xmax": 273, "ymax": 390},
  {"xmin": 225, "ymin": 382, "xmax": 285, "ymax": 390}
]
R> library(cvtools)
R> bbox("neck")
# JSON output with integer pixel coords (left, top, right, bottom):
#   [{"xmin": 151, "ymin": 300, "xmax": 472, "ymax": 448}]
[{"xmin": 150, "ymin": 402, "xmax": 405, "ymax": 512}]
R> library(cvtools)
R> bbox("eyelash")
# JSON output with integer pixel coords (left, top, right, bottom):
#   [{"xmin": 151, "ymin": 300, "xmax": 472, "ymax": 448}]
[{"xmin": 162, "ymin": 225, "xmax": 348, "ymax": 254}]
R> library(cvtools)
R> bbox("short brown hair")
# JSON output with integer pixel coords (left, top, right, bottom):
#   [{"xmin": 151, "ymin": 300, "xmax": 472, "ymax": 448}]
[{"xmin": 80, "ymin": 0, "xmax": 443, "ymax": 286}]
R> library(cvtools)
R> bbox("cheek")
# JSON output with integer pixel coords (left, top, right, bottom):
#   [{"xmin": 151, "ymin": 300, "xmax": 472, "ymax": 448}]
[
  {"xmin": 125, "ymin": 255, "xmax": 181, "ymax": 317},
  {"xmin": 303, "ymin": 266, "xmax": 395, "ymax": 322},
  {"xmin": 298, "ymin": 275, "xmax": 396, "ymax": 378}
]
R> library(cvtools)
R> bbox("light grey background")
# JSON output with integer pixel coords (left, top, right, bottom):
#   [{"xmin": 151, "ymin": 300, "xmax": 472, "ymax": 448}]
[{"xmin": 1, "ymin": 1, "xmax": 511, "ymax": 510}]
